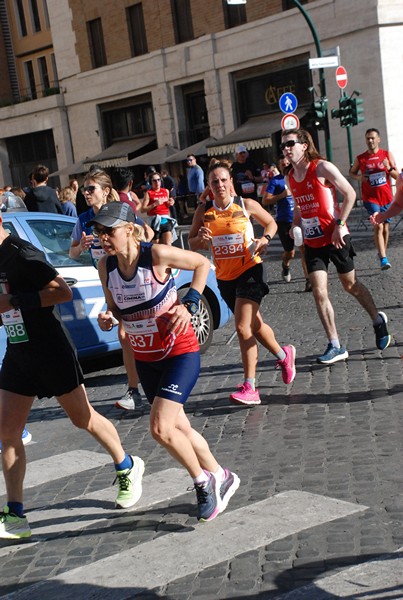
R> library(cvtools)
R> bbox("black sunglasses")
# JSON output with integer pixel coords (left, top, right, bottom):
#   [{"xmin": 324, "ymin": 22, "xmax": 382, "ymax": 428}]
[
  {"xmin": 151, "ymin": 178, "xmax": 161, "ymax": 182},
  {"xmin": 280, "ymin": 140, "xmax": 302, "ymax": 151},
  {"xmin": 83, "ymin": 185, "xmax": 97, "ymax": 194},
  {"xmin": 92, "ymin": 226, "xmax": 122, "ymax": 238}
]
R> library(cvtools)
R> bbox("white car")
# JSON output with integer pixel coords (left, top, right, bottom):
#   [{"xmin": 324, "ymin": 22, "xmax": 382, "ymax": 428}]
[{"xmin": 0, "ymin": 212, "xmax": 232, "ymax": 359}]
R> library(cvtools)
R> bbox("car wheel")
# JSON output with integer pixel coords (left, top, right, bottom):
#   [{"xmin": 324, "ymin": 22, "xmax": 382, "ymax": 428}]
[{"xmin": 177, "ymin": 289, "xmax": 214, "ymax": 354}]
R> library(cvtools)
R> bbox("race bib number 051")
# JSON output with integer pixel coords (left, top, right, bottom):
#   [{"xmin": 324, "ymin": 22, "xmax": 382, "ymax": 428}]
[
  {"xmin": 212, "ymin": 233, "xmax": 245, "ymax": 259},
  {"xmin": 301, "ymin": 216, "xmax": 324, "ymax": 240}
]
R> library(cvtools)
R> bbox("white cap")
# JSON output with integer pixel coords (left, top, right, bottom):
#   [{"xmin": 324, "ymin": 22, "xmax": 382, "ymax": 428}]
[{"xmin": 235, "ymin": 144, "xmax": 248, "ymax": 154}]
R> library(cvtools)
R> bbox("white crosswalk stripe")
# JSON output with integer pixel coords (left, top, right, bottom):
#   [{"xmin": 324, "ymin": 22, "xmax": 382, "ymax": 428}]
[
  {"xmin": 274, "ymin": 548, "xmax": 403, "ymax": 599},
  {"xmin": 0, "ymin": 465, "xmax": 189, "ymax": 559},
  {"xmin": 0, "ymin": 450, "xmax": 110, "ymax": 496},
  {"xmin": 4, "ymin": 450, "xmax": 400, "ymax": 600},
  {"xmin": 1, "ymin": 477, "xmax": 367, "ymax": 599}
]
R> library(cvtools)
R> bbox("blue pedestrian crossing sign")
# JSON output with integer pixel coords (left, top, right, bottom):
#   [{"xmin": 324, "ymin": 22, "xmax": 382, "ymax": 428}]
[{"xmin": 279, "ymin": 92, "xmax": 298, "ymax": 114}]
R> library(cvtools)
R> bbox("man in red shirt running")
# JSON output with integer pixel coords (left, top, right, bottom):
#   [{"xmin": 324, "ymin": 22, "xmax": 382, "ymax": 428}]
[
  {"xmin": 282, "ymin": 128, "xmax": 391, "ymax": 365},
  {"xmin": 349, "ymin": 128, "xmax": 398, "ymax": 269}
]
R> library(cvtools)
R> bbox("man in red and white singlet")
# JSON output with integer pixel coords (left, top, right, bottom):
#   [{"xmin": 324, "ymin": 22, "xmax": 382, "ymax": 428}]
[
  {"xmin": 282, "ymin": 129, "xmax": 391, "ymax": 365},
  {"xmin": 350, "ymin": 128, "xmax": 398, "ymax": 269}
]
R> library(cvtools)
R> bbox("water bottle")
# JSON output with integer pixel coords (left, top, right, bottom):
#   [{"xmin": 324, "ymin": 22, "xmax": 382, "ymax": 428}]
[{"xmin": 293, "ymin": 226, "xmax": 303, "ymax": 247}]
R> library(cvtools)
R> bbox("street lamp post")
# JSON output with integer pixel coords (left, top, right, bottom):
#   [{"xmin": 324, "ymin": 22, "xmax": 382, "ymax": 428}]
[
  {"xmin": 226, "ymin": 0, "xmax": 333, "ymax": 160},
  {"xmin": 291, "ymin": 0, "xmax": 332, "ymax": 161}
]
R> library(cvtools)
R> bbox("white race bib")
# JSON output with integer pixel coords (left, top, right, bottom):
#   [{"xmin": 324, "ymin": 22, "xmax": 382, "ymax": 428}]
[
  {"xmin": 212, "ymin": 233, "xmax": 246, "ymax": 259},
  {"xmin": 301, "ymin": 216, "xmax": 324, "ymax": 240},
  {"xmin": 2, "ymin": 309, "xmax": 29, "ymax": 344}
]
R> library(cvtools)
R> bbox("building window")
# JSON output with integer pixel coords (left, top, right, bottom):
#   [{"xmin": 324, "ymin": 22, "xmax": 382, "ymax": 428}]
[
  {"xmin": 223, "ymin": 0, "xmax": 246, "ymax": 28},
  {"xmin": 24, "ymin": 60, "xmax": 36, "ymax": 99},
  {"xmin": 42, "ymin": 0, "xmax": 50, "ymax": 29},
  {"xmin": 29, "ymin": 0, "xmax": 41, "ymax": 32},
  {"xmin": 37, "ymin": 56, "xmax": 49, "ymax": 92},
  {"xmin": 127, "ymin": 4, "xmax": 148, "ymax": 57},
  {"xmin": 103, "ymin": 102, "xmax": 155, "ymax": 144},
  {"xmin": 15, "ymin": 0, "xmax": 27, "ymax": 36},
  {"xmin": 87, "ymin": 18, "xmax": 107, "ymax": 68},
  {"xmin": 282, "ymin": 0, "xmax": 308, "ymax": 9},
  {"xmin": 171, "ymin": 0, "xmax": 193, "ymax": 44},
  {"xmin": 50, "ymin": 53, "xmax": 59, "ymax": 85}
]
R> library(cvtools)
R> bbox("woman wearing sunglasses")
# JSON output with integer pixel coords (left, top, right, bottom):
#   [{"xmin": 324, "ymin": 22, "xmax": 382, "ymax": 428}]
[
  {"xmin": 69, "ymin": 169, "xmax": 149, "ymax": 412},
  {"xmin": 69, "ymin": 169, "xmax": 115, "ymax": 267},
  {"xmin": 142, "ymin": 172, "xmax": 176, "ymax": 245},
  {"xmin": 188, "ymin": 162, "xmax": 296, "ymax": 406},
  {"xmin": 94, "ymin": 201, "xmax": 239, "ymax": 522}
]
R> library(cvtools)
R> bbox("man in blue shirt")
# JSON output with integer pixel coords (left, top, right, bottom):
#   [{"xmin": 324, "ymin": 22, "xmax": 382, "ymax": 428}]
[
  {"xmin": 186, "ymin": 155, "xmax": 205, "ymax": 196},
  {"xmin": 263, "ymin": 156, "xmax": 310, "ymax": 290}
]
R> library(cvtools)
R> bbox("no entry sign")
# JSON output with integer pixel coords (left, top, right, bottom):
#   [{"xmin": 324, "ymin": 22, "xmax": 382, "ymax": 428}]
[{"xmin": 336, "ymin": 66, "xmax": 348, "ymax": 89}]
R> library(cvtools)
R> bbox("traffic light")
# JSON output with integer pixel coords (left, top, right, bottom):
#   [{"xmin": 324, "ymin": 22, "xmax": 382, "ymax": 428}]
[
  {"xmin": 331, "ymin": 97, "xmax": 353, "ymax": 128},
  {"xmin": 310, "ymin": 97, "xmax": 327, "ymax": 129},
  {"xmin": 351, "ymin": 97, "xmax": 364, "ymax": 126}
]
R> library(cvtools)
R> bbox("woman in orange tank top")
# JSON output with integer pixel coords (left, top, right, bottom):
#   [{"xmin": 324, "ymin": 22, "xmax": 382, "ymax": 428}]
[{"xmin": 189, "ymin": 162, "xmax": 296, "ymax": 406}]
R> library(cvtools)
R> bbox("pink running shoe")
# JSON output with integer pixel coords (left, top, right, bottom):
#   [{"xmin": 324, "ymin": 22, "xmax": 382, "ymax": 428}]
[
  {"xmin": 229, "ymin": 382, "xmax": 261, "ymax": 405},
  {"xmin": 276, "ymin": 345, "xmax": 296, "ymax": 384}
]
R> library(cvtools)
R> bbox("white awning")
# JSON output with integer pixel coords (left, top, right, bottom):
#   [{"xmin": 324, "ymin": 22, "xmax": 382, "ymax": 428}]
[
  {"xmin": 49, "ymin": 160, "xmax": 87, "ymax": 177},
  {"xmin": 83, "ymin": 136, "xmax": 155, "ymax": 169},
  {"xmin": 206, "ymin": 114, "xmax": 281, "ymax": 156},
  {"xmin": 165, "ymin": 137, "xmax": 216, "ymax": 163},
  {"xmin": 124, "ymin": 145, "xmax": 179, "ymax": 167}
]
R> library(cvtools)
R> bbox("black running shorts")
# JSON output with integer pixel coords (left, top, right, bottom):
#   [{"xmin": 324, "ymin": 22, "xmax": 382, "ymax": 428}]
[
  {"xmin": 217, "ymin": 263, "xmax": 269, "ymax": 313},
  {"xmin": 304, "ymin": 235, "xmax": 356, "ymax": 274},
  {"xmin": 0, "ymin": 337, "xmax": 84, "ymax": 399}
]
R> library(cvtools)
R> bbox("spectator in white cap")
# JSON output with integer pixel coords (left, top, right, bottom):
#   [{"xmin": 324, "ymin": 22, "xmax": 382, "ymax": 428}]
[{"xmin": 231, "ymin": 144, "xmax": 262, "ymax": 200}]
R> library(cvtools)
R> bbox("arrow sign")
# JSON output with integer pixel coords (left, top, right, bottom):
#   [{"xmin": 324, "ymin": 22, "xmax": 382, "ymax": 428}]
[{"xmin": 336, "ymin": 65, "xmax": 348, "ymax": 89}]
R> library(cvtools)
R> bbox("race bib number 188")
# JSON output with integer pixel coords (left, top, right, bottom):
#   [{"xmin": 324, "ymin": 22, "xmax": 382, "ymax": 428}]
[{"xmin": 2, "ymin": 309, "xmax": 29, "ymax": 344}]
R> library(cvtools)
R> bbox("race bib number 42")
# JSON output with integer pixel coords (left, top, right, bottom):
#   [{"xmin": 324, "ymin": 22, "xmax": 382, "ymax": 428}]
[
  {"xmin": 212, "ymin": 233, "xmax": 245, "ymax": 258},
  {"xmin": 2, "ymin": 309, "xmax": 29, "ymax": 344}
]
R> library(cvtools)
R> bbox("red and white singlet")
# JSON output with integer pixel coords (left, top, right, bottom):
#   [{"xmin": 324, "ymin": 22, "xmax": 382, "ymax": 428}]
[
  {"xmin": 147, "ymin": 188, "xmax": 170, "ymax": 217},
  {"xmin": 357, "ymin": 149, "xmax": 393, "ymax": 206},
  {"xmin": 288, "ymin": 161, "xmax": 348, "ymax": 248},
  {"xmin": 106, "ymin": 242, "xmax": 199, "ymax": 361}
]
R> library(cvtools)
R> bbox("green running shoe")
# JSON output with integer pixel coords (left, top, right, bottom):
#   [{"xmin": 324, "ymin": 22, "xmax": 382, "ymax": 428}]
[
  {"xmin": 0, "ymin": 506, "xmax": 31, "ymax": 539},
  {"xmin": 114, "ymin": 456, "xmax": 145, "ymax": 509}
]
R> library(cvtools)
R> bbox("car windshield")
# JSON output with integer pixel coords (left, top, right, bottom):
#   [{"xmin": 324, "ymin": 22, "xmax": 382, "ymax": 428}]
[{"xmin": 26, "ymin": 219, "xmax": 93, "ymax": 268}]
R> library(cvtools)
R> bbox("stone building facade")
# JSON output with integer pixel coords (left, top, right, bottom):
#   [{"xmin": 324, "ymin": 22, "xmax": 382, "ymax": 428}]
[{"xmin": 0, "ymin": 0, "xmax": 402, "ymax": 187}]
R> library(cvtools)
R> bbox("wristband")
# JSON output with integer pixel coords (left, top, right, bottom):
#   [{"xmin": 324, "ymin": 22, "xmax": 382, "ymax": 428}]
[
  {"xmin": 388, "ymin": 167, "xmax": 394, "ymax": 173},
  {"xmin": 264, "ymin": 234, "xmax": 272, "ymax": 243},
  {"xmin": 10, "ymin": 292, "xmax": 41, "ymax": 310},
  {"xmin": 335, "ymin": 219, "xmax": 345, "ymax": 226},
  {"xmin": 181, "ymin": 287, "xmax": 201, "ymax": 316}
]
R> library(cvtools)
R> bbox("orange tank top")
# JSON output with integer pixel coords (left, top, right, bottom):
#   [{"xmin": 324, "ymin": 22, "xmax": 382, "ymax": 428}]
[{"xmin": 203, "ymin": 196, "xmax": 261, "ymax": 281}]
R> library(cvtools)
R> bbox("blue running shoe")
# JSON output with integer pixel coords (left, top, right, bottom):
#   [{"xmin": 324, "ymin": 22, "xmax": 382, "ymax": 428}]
[
  {"xmin": 317, "ymin": 343, "xmax": 349, "ymax": 365},
  {"xmin": 380, "ymin": 257, "xmax": 391, "ymax": 270},
  {"xmin": 0, "ymin": 428, "xmax": 32, "ymax": 453},
  {"xmin": 193, "ymin": 473, "xmax": 220, "ymax": 522},
  {"xmin": 374, "ymin": 312, "xmax": 391, "ymax": 350}
]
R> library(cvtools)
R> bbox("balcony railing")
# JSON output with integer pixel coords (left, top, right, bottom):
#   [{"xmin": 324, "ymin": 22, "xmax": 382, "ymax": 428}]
[{"xmin": 0, "ymin": 80, "xmax": 60, "ymax": 107}]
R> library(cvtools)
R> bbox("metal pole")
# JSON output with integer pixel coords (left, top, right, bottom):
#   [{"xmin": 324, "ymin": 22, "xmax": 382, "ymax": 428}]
[{"xmin": 291, "ymin": 0, "xmax": 332, "ymax": 161}]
